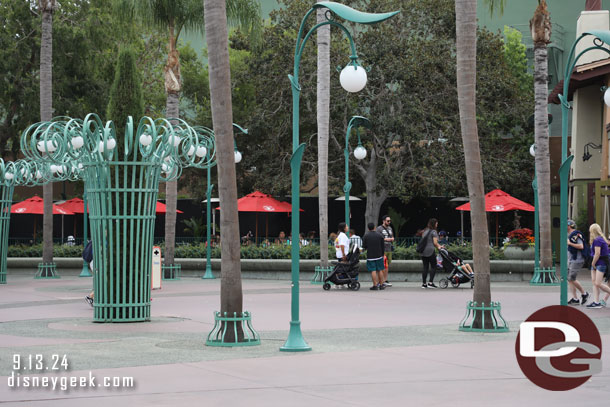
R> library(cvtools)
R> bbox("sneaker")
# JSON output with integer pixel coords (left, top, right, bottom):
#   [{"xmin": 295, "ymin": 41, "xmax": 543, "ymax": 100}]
[
  {"xmin": 369, "ymin": 285, "xmax": 379, "ymax": 291},
  {"xmin": 85, "ymin": 296, "xmax": 93, "ymax": 307},
  {"xmin": 568, "ymin": 298, "xmax": 580, "ymax": 305},
  {"xmin": 427, "ymin": 282, "xmax": 438, "ymax": 289},
  {"xmin": 421, "ymin": 284, "xmax": 428, "ymax": 289},
  {"xmin": 581, "ymin": 292, "xmax": 590, "ymax": 305},
  {"xmin": 378, "ymin": 284, "xmax": 385, "ymax": 290},
  {"xmin": 384, "ymin": 281, "xmax": 392, "ymax": 287},
  {"xmin": 586, "ymin": 302, "xmax": 602, "ymax": 309},
  {"xmin": 601, "ymin": 300, "xmax": 607, "ymax": 307}
]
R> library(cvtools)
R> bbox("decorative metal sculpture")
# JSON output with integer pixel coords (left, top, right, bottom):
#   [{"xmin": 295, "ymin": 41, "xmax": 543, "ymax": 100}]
[{"xmin": 20, "ymin": 114, "xmax": 215, "ymax": 322}]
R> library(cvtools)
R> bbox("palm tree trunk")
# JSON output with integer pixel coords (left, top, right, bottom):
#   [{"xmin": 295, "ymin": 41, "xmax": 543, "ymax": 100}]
[
  {"xmin": 316, "ymin": 9, "xmax": 330, "ymax": 267},
  {"xmin": 531, "ymin": 1, "xmax": 553, "ymax": 269},
  {"xmin": 164, "ymin": 22, "xmax": 181, "ymax": 267},
  {"xmin": 204, "ymin": 0, "xmax": 243, "ymax": 340},
  {"xmin": 455, "ymin": 0, "xmax": 491, "ymax": 324},
  {"xmin": 40, "ymin": 0, "xmax": 55, "ymax": 263},
  {"xmin": 534, "ymin": 43, "xmax": 552, "ymax": 268}
]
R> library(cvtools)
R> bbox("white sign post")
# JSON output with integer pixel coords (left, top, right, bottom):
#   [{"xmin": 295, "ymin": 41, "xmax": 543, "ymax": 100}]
[{"xmin": 151, "ymin": 246, "xmax": 162, "ymax": 290}]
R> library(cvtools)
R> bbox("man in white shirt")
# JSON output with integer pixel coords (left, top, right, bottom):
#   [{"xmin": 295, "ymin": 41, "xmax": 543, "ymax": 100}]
[{"xmin": 335, "ymin": 222, "xmax": 350, "ymax": 262}]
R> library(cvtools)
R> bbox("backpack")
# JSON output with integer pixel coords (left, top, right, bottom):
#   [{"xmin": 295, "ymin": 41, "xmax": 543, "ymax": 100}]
[
  {"xmin": 571, "ymin": 231, "xmax": 592, "ymax": 269},
  {"xmin": 82, "ymin": 240, "xmax": 93, "ymax": 263},
  {"xmin": 416, "ymin": 230, "xmax": 431, "ymax": 254}
]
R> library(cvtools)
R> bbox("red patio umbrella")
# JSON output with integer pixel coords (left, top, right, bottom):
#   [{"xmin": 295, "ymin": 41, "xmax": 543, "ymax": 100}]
[
  {"xmin": 56, "ymin": 198, "xmax": 88, "ymax": 240},
  {"xmin": 219, "ymin": 191, "xmax": 303, "ymax": 240},
  {"xmin": 11, "ymin": 196, "xmax": 74, "ymax": 240},
  {"xmin": 56, "ymin": 197, "xmax": 87, "ymax": 214},
  {"xmin": 155, "ymin": 201, "xmax": 184, "ymax": 215},
  {"xmin": 455, "ymin": 189, "xmax": 534, "ymax": 245}
]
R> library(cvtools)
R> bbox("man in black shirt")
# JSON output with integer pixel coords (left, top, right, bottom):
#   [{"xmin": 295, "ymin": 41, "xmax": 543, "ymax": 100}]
[{"xmin": 362, "ymin": 222, "xmax": 386, "ymax": 290}]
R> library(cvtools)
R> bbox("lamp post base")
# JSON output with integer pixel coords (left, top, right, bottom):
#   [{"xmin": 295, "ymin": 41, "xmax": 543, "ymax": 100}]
[
  {"xmin": 79, "ymin": 262, "xmax": 92, "ymax": 277},
  {"xmin": 202, "ymin": 264, "xmax": 215, "ymax": 279},
  {"xmin": 280, "ymin": 321, "xmax": 311, "ymax": 352}
]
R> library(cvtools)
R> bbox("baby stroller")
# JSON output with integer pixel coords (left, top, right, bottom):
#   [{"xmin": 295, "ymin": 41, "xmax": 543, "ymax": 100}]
[
  {"xmin": 323, "ymin": 247, "xmax": 361, "ymax": 291},
  {"xmin": 438, "ymin": 248, "xmax": 474, "ymax": 289}
]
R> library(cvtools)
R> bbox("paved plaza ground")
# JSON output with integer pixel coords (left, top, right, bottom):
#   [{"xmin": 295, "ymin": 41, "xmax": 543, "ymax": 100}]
[{"xmin": 0, "ymin": 274, "xmax": 608, "ymax": 406}]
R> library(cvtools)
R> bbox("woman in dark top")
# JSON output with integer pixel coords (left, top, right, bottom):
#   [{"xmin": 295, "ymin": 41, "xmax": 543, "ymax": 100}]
[
  {"xmin": 587, "ymin": 223, "xmax": 610, "ymax": 308},
  {"xmin": 420, "ymin": 218, "xmax": 443, "ymax": 289}
]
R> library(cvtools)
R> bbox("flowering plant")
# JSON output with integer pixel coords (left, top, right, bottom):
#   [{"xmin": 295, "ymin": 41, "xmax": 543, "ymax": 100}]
[{"xmin": 505, "ymin": 228, "xmax": 534, "ymax": 250}]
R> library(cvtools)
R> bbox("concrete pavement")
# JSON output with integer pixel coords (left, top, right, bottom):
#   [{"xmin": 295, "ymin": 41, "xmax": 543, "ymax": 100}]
[{"xmin": 0, "ymin": 275, "xmax": 608, "ymax": 406}]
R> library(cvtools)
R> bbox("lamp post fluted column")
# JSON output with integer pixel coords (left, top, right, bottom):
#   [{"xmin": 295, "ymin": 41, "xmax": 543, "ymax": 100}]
[
  {"xmin": 281, "ymin": 2, "xmax": 398, "ymax": 352},
  {"xmin": 343, "ymin": 116, "xmax": 370, "ymax": 228},
  {"xmin": 202, "ymin": 164, "xmax": 215, "ymax": 279}
]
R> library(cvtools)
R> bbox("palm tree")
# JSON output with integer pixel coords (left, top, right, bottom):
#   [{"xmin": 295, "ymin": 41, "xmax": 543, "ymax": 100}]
[
  {"xmin": 203, "ymin": 0, "xmax": 243, "ymax": 341},
  {"xmin": 530, "ymin": 0, "xmax": 552, "ymax": 269},
  {"xmin": 113, "ymin": 0, "xmax": 261, "ymax": 269},
  {"xmin": 39, "ymin": 0, "xmax": 57, "ymax": 267},
  {"xmin": 455, "ymin": 0, "xmax": 492, "ymax": 326},
  {"xmin": 316, "ymin": 9, "xmax": 330, "ymax": 267}
]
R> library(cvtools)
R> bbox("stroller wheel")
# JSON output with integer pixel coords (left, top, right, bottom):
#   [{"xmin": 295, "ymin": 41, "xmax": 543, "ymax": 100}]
[
  {"xmin": 470, "ymin": 279, "xmax": 474, "ymax": 289},
  {"xmin": 451, "ymin": 276, "xmax": 460, "ymax": 288},
  {"xmin": 323, "ymin": 283, "xmax": 331, "ymax": 291},
  {"xmin": 439, "ymin": 278, "xmax": 448, "ymax": 289},
  {"xmin": 350, "ymin": 282, "xmax": 361, "ymax": 291}
]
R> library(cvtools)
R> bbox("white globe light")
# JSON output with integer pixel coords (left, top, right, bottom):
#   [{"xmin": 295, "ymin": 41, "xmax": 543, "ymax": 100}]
[
  {"xmin": 164, "ymin": 156, "xmax": 172, "ymax": 162},
  {"xmin": 70, "ymin": 136, "xmax": 84, "ymax": 149},
  {"xmin": 4, "ymin": 172, "xmax": 13, "ymax": 180},
  {"xmin": 354, "ymin": 146, "xmax": 367, "ymax": 160},
  {"xmin": 529, "ymin": 144, "xmax": 536, "ymax": 157},
  {"xmin": 161, "ymin": 163, "xmax": 169, "ymax": 172},
  {"xmin": 46, "ymin": 140, "xmax": 57, "ymax": 152},
  {"xmin": 604, "ymin": 88, "xmax": 610, "ymax": 107},
  {"xmin": 107, "ymin": 138, "xmax": 116, "ymax": 150},
  {"xmin": 78, "ymin": 163, "xmax": 83, "ymax": 170},
  {"xmin": 340, "ymin": 64, "xmax": 367, "ymax": 93},
  {"xmin": 37, "ymin": 141, "xmax": 45, "ymax": 152},
  {"xmin": 169, "ymin": 135, "xmax": 181, "ymax": 147},
  {"xmin": 36, "ymin": 171, "xmax": 42, "ymax": 179},
  {"xmin": 187, "ymin": 146, "xmax": 195, "ymax": 156},
  {"xmin": 234, "ymin": 150, "xmax": 242, "ymax": 163},
  {"xmin": 50, "ymin": 165, "xmax": 58, "ymax": 173},
  {"xmin": 196, "ymin": 146, "xmax": 207, "ymax": 158},
  {"xmin": 139, "ymin": 134, "xmax": 153, "ymax": 146},
  {"xmin": 56, "ymin": 165, "xmax": 64, "ymax": 174}
]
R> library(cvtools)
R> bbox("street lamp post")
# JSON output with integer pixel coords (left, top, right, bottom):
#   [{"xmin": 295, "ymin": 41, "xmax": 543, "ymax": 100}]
[
  {"xmin": 282, "ymin": 2, "xmax": 398, "ymax": 352},
  {"xmin": 530, "ymin": 144, "xmax": 540, "ymax": 271},
  {"xmin": 343, "ymin": 116, "xmax": 370, "ymax": 228},
  {"xmin": 560, "ymin": 31, "xmax": 610, "ymax": 305}
]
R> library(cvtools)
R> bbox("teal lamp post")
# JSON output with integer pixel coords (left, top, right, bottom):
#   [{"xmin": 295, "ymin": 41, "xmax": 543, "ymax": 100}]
[
  {"xmin": 79, "ymin": 191, "xmax": 92, "ymax": 277},
  {"xmin": 559, "ymin": 31, "xmax": 610, "ymax": 305},
  {"xmin": 343, "ymin": 116, "xmax": 370, "ymax": 228},
  {"xmin": 282, "ymin": 2, "xmax": 398, "ymax": 352},
  {"xmin": 530, "ymin": 144, "xmax": 540, "ymax": 271}
]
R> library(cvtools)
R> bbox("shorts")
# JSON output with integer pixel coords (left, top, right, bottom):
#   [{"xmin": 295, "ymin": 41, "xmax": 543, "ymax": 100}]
[
  {"xmin": 367, "ymin": 258, "xmax": 384, "ymax": 272},
  {"xmin": 594, "ymin": 263, "xmax": 607, "ymax": 274},
  {"xmin": 568, "ymin": 261, "xmax": 584, "ymax": 281},
  {"xmin": 384, "ymin": 252, "xmax": 392, "ymax": 266}
]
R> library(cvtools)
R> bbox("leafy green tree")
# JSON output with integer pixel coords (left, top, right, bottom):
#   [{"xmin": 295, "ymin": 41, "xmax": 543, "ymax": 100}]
[
  {"xmin": 112, "ymin": 0, "xmax": 262, "ymax": 268},
  {"xmin": 106, "ymin": 48, "xmax": 145, "ymax": 139},
  {"xmin": 503, "ymin": 26, "xmax": 532, "ymax": 95}
]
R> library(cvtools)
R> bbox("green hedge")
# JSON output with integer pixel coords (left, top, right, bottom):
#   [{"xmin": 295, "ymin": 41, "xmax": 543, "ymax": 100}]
[{"xmin": 7, "ymin": 242, "xmax": 504, "ymax": 260}]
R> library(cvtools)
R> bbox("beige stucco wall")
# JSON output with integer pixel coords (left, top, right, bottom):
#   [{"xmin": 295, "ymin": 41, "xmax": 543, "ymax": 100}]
[
  {"xmin": 571, "ymin": 85, "xmax": 603, "ymax": 180},
  {"xmin": 576, "ymin": 11, "xmax": 610, "ymax": 67}
]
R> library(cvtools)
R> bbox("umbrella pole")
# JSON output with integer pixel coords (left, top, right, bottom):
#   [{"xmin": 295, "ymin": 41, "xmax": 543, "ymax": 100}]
[
  {"xmin": 213, "ymin": 208, "xmax": 216, "ymax": 236},
  {"xmin": 496, "ymin": 212, "xmax": 500, "ymax": 247},
  {"xmin": 256, "ymin": 213, "xmax": 258, "ymax": 244},
  {"xmin": 460, "ymin": 211, "xmax": 464, "ymax": 245},
  {"xmin": 266, "ymin": 214, "xmax": 269, "ymax": 240},
  {"xmin": 61, "ymin": 214, "xmax": 64, "ymax": 245}
]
